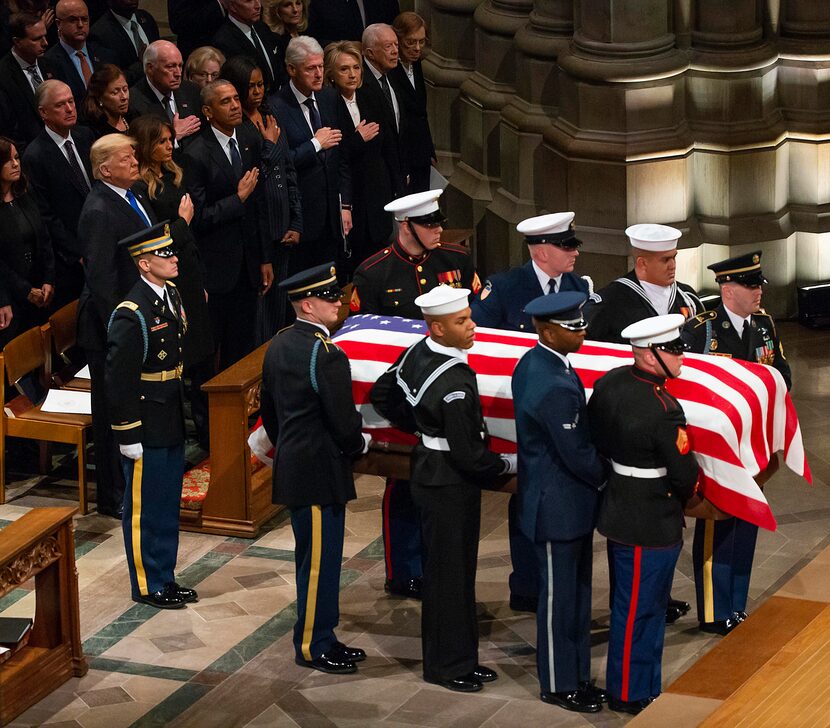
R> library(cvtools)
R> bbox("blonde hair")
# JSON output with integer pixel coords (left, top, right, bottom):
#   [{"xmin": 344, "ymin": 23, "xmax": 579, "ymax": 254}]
[
  {"xmin": 263, "ymin": 0, "xmax": 308, "ymax": 35},
  {"xmin": 90, "ymin": 133, "xmax": 135, "ymax": 180},
  {"xmin": 323, "ymin": 40, "xmax": 363, "ymax": 89},
  {"xmin": 185, "ymin": 46, "xmax": 226, "ymax": 81}
]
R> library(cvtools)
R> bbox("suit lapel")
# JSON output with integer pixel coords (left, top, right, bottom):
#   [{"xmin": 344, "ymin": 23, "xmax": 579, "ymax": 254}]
[
  {"xmin": 203, "ymin": 131, "xmax": 237, "ymax": 183},
  {"xmin": 281, "ymin": 86, "xmax": 313, "ymax": 141},
  {"xmin": 48, "ymin": 135, "xmax": 88, "ymax": 196}
]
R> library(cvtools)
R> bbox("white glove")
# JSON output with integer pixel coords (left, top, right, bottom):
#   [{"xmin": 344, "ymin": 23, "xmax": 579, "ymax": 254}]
[
  {"xmin": 500, "ymin": 453, "xmax": 517, "ymax": 475},
  {"xmin": 119, "ymin": 443, "xmax": 143, "ymax": 460},
  {"xmin": 361, "ymin": 432, "xmax": 372, "ymax": 454}
]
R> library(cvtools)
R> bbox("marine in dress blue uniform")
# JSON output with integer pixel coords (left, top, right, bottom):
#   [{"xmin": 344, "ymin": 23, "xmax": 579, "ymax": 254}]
[
  {"xmin": 105, "ymin": 223, "xmax": 198, "ymax": 609},
  {"xmin": 683, "ymin": 251, "xmax": 791, "ymax": 635},
  {"xmin": 587, "ymin": 315, "xmax": 700, "ymax": 715},
  {"xmin": 260, "ymin": 262, "xmax": 370, "ymax": 675},
  {"xmin": 513, "ymin": 292, "xmax": 608, "ymax": 714},
  {"xmin": 470, "ymin": 212, "xmax": 600, "ymax": 613},
  {"xmin": 350, "ymin": 190, "xmax": 481, "ymax": 599}
]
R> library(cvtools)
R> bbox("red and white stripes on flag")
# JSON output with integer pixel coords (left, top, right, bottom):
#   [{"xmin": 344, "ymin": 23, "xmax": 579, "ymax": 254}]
[{"xmin": 335, "ymin": 314, "xmax": 811, "ymax": 532}]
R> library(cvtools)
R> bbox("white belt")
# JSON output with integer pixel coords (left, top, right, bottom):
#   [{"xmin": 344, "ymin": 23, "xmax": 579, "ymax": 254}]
[
  {"xmin": 421, "ymin": 435, "xmax": 450, "ymax": 452},
  {"xmin": 611, "ymin": 460, "xmax": 668, "ymax": 478}
]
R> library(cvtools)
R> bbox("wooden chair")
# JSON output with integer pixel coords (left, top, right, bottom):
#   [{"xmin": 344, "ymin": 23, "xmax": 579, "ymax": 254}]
[
  {"xmin": 0, "ymin": 325, "xmax": 92, "ymax": 513},
  {"xmin": 46, "ymin": 300, "xmax": 90, "ymax": 392}
]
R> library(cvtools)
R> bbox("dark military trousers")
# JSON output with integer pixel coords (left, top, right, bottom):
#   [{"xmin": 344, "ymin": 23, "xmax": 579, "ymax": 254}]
[
  {"xmin": 535, "ymin": 535, "xmax": 593, "ymax": 693},
  {"xmin": 508, "ymin": 494, "xmax": 538, "ymax": 603},
  {"xmin": 291, "ymin": 503, "xmax": 345, "ymax": 661},
  {"xmin": 121, "ymin": 445, "xmax": 184, "ymax": 598},
  {"xmin": 606, "ymin": 540, "xmax": 681, "ymax": 702},
  {"xmin": 89, "ymin": 349, "xmax": 126, "ymax": 514},
  {"xmin": 382, "ymin": 478, "xmax": 422, "ymax": 583},
  {"xmin": 693, "ymin": 517, "xmax": 758, "ymax": 622},
  {"xmin": 411, "ymin": 480, "xmax": 480, "ymax": 682}
]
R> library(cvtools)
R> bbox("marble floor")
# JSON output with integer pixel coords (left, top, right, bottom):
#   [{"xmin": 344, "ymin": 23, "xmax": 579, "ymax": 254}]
[{"xmin": 1, "ymin": 321, "xmax": 829, "ymax": 728}]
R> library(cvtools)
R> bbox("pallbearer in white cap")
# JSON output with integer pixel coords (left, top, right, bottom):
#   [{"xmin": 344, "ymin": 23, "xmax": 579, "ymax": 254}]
[
  {"xmin": 371, "ymin": 283, "xmax": 517, "ymax": 694},
  {"xmin": 587, "ymin": 313, "xmax": 700, "ymax": 715}
]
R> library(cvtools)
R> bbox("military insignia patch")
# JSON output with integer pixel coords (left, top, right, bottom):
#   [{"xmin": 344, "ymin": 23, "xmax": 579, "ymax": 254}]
[
  {"xmin": 753, "ymin": 254, "xmax": 760, "ymax": 264},
  {"xmin": 676, "ymin": 427, "xmax": 690, "ymax": 454},
  {"xmin": 158, "ymin": 350, "xmax": 167, "ymax": 360},
  {"xmin": 709, "ymin": 339, "xmax": 718, "ymax": 351},
  {"xmin": 349, "ymin": 287, "xmax": 361, "ymax": 312},
  {"xmin": 437, "ymin": 269, "xmax": 462, "ymax": 287},
  {"xmin": 722, "ymin": 321, "xmax": 731, "ymax": 329},
  {"xmin": 480, "ymin": 280, "xmax": 492, "ymax": 301}
]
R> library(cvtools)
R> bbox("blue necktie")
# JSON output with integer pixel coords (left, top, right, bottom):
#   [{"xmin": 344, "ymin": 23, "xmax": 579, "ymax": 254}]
[
  {"xmin": 126, "ymin": 189, "xmax": 150, "ymax": 227},
  {"xmin": 228, "ymin": 138, "xmax": 243, "ymax": 179}
]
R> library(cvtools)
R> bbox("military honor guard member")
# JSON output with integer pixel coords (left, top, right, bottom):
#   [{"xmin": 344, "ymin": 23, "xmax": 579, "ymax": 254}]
[
  {"xmin": 587, "ymin": 314, "xmax": 701, "ymax": 715},
  {"xmin": 512, "ymin": 291, "xmax": 608, "ymax": 713},
  {"xmin": 683, "ymin": 251, "xmax": 791, "ymax": 635},
  {"xmin": 105, "ymin": 222, "xmax": 198, "ymax": 609},
  {"xmin": 260, "ymin": 262, "xmax": 370, "ymax": 675},
  {"xmin": 351, "ymin": 189, "xmax": 481, "ymax": 601},
  {"xmin": 471, "ymin": 211, "xmax": 600, "ymax": 614},
  {"xmin": 371, "ymin": 285, "xmax": 517, "ymax": 693}
]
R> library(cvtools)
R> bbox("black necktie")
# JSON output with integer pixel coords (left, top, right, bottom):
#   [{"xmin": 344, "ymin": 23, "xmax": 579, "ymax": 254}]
[
  {"xmin": 303, "ymin": 97, "xmax": 321, "ymax": 133},
  {"xmin": 249, "ymin": 26, "xmax": 274, "ymax": 79},
  {"xmin": 548, "ymin": 278, "xmax": 558, "ymax": 294},
  {"xmin": 130, "ymin": 19, "xmax": 146, "ymax": 60},
  {"xmin": 162, "ymin": 94, "xmax": 174, "ymax": 122},
  {"xmin": 27, "ymin": 64, "xmax": 43, "ymax": 88},
  {"xmin": 379, "ymin": 74, "xmax": 393, "ymax": 109},
  {"xmin": 63, "ymin": 139, "xmax": 90, "ymax": 193},
  {"xmin": 228, "ymin": 137, "xmax": 243, "ymax": 179}
]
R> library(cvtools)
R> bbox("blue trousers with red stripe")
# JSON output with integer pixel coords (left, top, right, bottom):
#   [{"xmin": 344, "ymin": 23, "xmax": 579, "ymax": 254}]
[
  {"xmin": 692, "ymin": 517, "xmax": 758, "ymax": 622},
  {"xmin": 382, "ymin": 478, "xmax": 422, "ymax": 582},
  {"xmin": 291, "ymin": 503, "xmax": 345, "ymax": 661},
  {"xmin": 121, "ymin": 445, "xmax": 184, "ymax": 599},
  {"xmin": 606, "ymin": 540, "xmax": 681, "ymax": 702}
]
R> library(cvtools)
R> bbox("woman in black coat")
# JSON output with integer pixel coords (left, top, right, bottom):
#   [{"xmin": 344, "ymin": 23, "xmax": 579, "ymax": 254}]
[{"xmin": 81, "ymin": 64, "xmax": 138, "ymax": 138}]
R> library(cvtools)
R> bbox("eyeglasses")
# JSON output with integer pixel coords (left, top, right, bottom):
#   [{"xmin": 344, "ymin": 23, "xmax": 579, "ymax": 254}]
[
  {"xmin": 57, "ymin": 14, "xmax": 89, "ymax": 23},
  {"xmin": 403, "ymin": 37, "xmax": 428, "ymax": 48},
  {"xmin": 191, "ymin": 71, "xmax": 220, "ymax": 81}
]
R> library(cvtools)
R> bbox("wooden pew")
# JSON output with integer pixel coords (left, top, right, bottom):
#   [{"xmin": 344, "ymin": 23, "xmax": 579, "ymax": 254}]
[{"xmin": 0, "ymin": 507, "xmax": 87, "ymax": 726}]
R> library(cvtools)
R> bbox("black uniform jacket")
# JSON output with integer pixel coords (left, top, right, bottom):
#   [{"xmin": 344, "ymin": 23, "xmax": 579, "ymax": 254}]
[
  {"xmin": 105, "ymin": 277, "xmax": 186, "ymax": 447},
  {"xmin": 371, "ymin": 337, "xmax": 505, "ymax": 487},
  {"xmin": 588, "ymin": 270, "xmax": 702, "ymax": 344},
  {"xmin": 588, "ymin": 365, "xmax": 700, "ymax": 548},
  {"xmin": 351, "ymin": 239, "xmax": 481, "ymax": 318},
  {"xmin": 260, "ymin": 319, "xmax": 365, "ymax": 508},
  {"xmin": 682, "ymin": 304, "xmax": 791, "ymax": 391}
]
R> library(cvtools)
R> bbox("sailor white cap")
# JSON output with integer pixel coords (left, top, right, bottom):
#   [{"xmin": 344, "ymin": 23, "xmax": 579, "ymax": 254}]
[
  {"xmin": 414, "ymin": 285, "xmax": 471, "ymax": 317},
  {"xmin": 625, "ymin": 223, "xmax": 681, "ymax": 252},
  {"xmin": 384, "ymin": 189, "xmax": 445, "ymax": 223},
  {"xmin": 622, "ymin": 313, "xmax": 687, "ymax": 348}
]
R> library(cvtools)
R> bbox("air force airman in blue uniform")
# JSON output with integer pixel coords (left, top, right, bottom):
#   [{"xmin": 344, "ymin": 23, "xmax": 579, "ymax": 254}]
[
  {"xmin": 513, "ymin": 291, "xmax": 608, "ymax": 714},
  {"xmin": 470, "ymin": 212, "xmax": 600, "ymax": 613},
  {"xmin": 683, "ymin": 251, "xmax": 791, "ymax": 636}
]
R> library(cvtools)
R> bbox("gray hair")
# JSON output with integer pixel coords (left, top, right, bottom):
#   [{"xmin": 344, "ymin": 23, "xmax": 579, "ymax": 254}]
[
  {"xmin": 285, "ymin": 35, "xmax": 324, "ymax": 67},
  {"xmin": 142, "ymin": 39, "xmax": 179, "ymax": 67},
  {"xmin": 35, "ymin": 79, "xmax": 71, "ymax": 108},
  {"xmin": 200, "ymin": 78, "xmax": 234, "ymax": 107},
  {"xmin": 362, "ymin": 22, "xmax": 393, "ymax": 50}
]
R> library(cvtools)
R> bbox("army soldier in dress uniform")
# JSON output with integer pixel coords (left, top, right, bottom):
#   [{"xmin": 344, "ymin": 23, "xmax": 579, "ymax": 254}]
[
  {"xmin": 471, "ymin": 211, "xmax": 600, "ymax": 614},
  {"xmin": 260, "ymin": 262, "xmax": 370, "ymax": 675},
  {"xmin": 513, "ymin": 291, "xmax": 608, "ymax": 714},
  {"xmin": 683, "ymin": 251, "xmax": 791, "ymax": 636},
  {"xmin": 105, "ymin": 222, "xmax": 199, "ymax": 610},
  {"xmin": 350, "ymin": 189, "xmax": 481, "ymax": 600},
  {"xmin": 587, "ymin": 314, "xmax": 700, "ymax": 715},
  {"xmin": 370, "ymin": 285, "xmax": 516, "ymax": 693}
]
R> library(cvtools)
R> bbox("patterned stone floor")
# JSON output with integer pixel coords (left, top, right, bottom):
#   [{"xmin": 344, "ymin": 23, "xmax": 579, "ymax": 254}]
[{"xmin": 1, "ymin": 322, "xmax": 829, "ymax": 727}]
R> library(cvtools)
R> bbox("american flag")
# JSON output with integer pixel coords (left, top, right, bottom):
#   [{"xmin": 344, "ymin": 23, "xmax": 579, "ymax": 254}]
[{"xmin": 334, "ymin": 314, "xmax": 812, "ymax": 532}]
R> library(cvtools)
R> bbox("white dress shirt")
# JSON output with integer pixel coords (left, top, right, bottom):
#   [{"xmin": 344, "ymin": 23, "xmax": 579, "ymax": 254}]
[
  {"xmin": 532, "ymin": 260, "xmax": 561, "ymax": 294},
  {"xmin": 342, "ymin": 94, "xmax": 360, "ymax": 128}
]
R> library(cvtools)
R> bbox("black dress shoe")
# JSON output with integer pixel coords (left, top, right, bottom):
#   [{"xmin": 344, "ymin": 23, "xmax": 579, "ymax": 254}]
[
  {"xmin": 425, "ymin": 674, "xmax": 483, "ymax": 692},
  {"xmin": 540, "ymin": 690, "xmax": 602, "ymax": 713},
  {"xmin": 665, "ymin": 598, "xmax": 690, "ymax": 624},
  {"xmin": 608, "ymin": 696, "xmax": 651, "ymax": 715},
  {"xmin": 509, "ymin": 594, "xmax": 537, "ymax": 613},
  {"xmin": 330, "ymin": 641, "xmax": 366, "ymax": 662},
  {"xmin": 134, "ymin": 585, "xmax": 186, "ymax": 609},
  {"xmin": 97, "ymin": 505, "xmax": 123, "ymax": 519},
  {"xmin": 295, "ymin": 653, "xmax": 357, "ymax": 674},
  {"xmin": 699, "ymin": 617, "xmax": 739, "ymax": 635},
  {"xmin": 167, "ymin": 582, "xmax": 199, "ymax": 603},
  {"xmin": 735, "ymin": 610, "xmax": 748, "ymax": 622},
  {"xmin": 471, "ymin": 665, "xmax": 498, "ymax": 682},
  {"xmin": 579, "ymin": 681, "xmax": 608, "ymax": 703},
  {"xmin": 384, "ymin": 578, "xmax": 422, "ymax": 599}
]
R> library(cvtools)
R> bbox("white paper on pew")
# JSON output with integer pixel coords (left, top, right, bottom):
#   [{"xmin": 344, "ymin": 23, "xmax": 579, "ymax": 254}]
[
  {"xmin": 429, "ymin": 167, "xmax": 449, "ymax": 190},
  {"xmin": 75, "ymin": 365, "xmax": 91, "ymax": 379},
  {"xmin": 40, "ymin": 389, "xmax": 91, "ymax": 415}
]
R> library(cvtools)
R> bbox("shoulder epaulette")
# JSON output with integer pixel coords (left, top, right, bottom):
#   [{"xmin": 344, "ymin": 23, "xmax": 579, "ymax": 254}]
[
  {"xmin": 276, "ymin": 324, "xmax": 293, "ymax": 336},
  {"xmin": 754, "ymin": 308, "xmax": 771, "ymax": 318},
  {"xmin": 117, "ymin": 301, "xmax": 139, "ymax": 311},
  {"xmin": 360, "ymin": 247, "xmax": 393, "ymax": 271},
  {"xmin": 314, "ymin": 331, "xmax": 333, "ymax": 352},
  {"xmin": 435, "ymin": 242, "xmax": 471, "ymax": 255},
  {"xmin": 692, "ymin": 310, "xmax": 717, "ymax": 328},
  {"xmin": 166, "ymin": 281, "xmax": 177, "ymax": 288}
]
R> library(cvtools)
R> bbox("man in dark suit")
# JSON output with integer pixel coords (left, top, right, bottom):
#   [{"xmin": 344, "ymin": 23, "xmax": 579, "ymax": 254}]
[
  {"xmin": 129, "ymin": 40, "xmax": 202, "ymax": 145},
  {"xmin": 89, "ymin": 0, "xmax": 159, "ymax": 84},
  {"xmin": 269, "ymin": 36, "xmax": 351, "ymax": 274},
  {"xmin": 184, "ymin": 79, "xmax": 274, "ymax": 371},
  {"xmin": 307, "ymin": 0, "xmax": 399, "ymax": 48},
  {"xmin": 211, "ymin": 0, "xmax": 285, "ymax": 92},
  {"xmin": 168, "ymin": 0, "xmax": 225, "ymax": 65},
  {"xmin": 22, "ymin": 79, "xmax": 94, "ymax": 309},
  {"xmin": 78, "ymin": 133, "xmax": 157, "ymax": 518},
  {"xmin": 45, "ymin": 0, "xmax": 117, "ymax": 105},
  {"xmin": 513, "ymin": 291, "xmax": 607, "ymax": 714},
  {"xmin": 0, "ymin": 13, "xmax": 58, "ymax": 148}
]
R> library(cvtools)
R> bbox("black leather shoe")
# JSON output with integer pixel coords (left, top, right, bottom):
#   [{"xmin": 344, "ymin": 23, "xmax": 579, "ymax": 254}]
[
  {"xmin": 295, "ymin": 653, "xmax": 357, "ymax": 674},
  {"xmin": 608, "ymin": 697, "xmax": 651, "ymax": 715},
  {"xmin": 167, "ymin": 582, "xmax": 198, "ymax": 603},
  {"xmin": 665, "ymin": 598, "xmax": 691, "ymax": 624},
  {"xmin": 579, "ymin": 681, "xmax": 608, "ymax": 703},
  {"xmin": 330, "ymin": 641, "xmax": 366, "ymax": 662},
  {"xmin": 509, "ymin": 594, "xmax": 537, "ymax": 613},
  {"xmin": 134, "ymin": 585, "xmax": 186, "ymax": 609},
  {"xmin": 471, "ymin": 665, "xmax": 498, "ymax": 682},
  {"xmin": 425, "ymin": 674, "xmax": 483, "ymax": 692},
  {"xmin": 385, "ymin": 578, "xmax": 422, "ymax": 599},
  {"xmin": 97, "ymin": 505, "xmax": 123, "ymax": 519},
  {"xmin": 735, "ymin": 611, "xmax": 748, "ymax": 622},
  {"xmin": 699, "ymin": 617, "xmax": 739, "ymax": 635},
  {"xmin": 540, "ymin": 690, "xmax": 602, "ymax": 713}
]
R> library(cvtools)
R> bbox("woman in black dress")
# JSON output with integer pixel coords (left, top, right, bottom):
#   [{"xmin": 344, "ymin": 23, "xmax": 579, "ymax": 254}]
[
  {"xmin": 81, "ymin": 64, "xmax": 137, "ymax": 138},
  {"xmin": 0, "ymin": 137, "xmax": 55, "ymax": 349},
  {"xmin": 221, "ymin": 55, "xmax": 303, "ymax": 341},
  {"xmin": 131, "ymin": 116, "xmax": 214, "ymax": 449}
]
